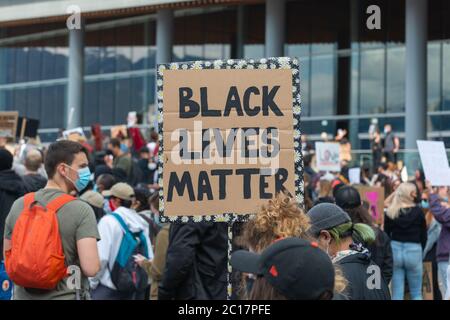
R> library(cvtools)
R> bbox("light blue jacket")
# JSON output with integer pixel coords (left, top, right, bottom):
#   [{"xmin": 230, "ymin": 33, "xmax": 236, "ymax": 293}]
[{"xmin": 423, "ymin": 218, "xmax": 441, "ymax": 259}]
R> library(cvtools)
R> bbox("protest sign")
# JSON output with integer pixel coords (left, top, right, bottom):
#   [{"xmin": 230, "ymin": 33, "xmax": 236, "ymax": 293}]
[
  {"xmin": 111, "ymin": 125, "xmax": 128, "ymax": 139},
  {"xmin": 127, "ymin": 111, "xmax": 138, "ymax": 127},
  {"xmin": 63, "ymin": 127, "xmax": 85, "ymax": 142},
  {"xmin": 16, "ymin": 117, "xmax": 40, "ymax": 139},
  {"xmin": 349, "ymin": 167, "xmax": 361, "ymax": 185},
  {"xmin": 355, "ymin": 186, "xmax": 384, "ymax": 225},
  {"xmin": 157, "ymin": 57, "xmax": 303, "ymax": 221},
  {"xmin": 0, "ymin": 111, "xmax": 19, "ymax": 138},
  {"xmin": 315, "ymin": 142, "xmax": 341, "ymax": 172},
  {"xmin": 417, "ymin": 140, "xmax": 450, "ymax": 186}
]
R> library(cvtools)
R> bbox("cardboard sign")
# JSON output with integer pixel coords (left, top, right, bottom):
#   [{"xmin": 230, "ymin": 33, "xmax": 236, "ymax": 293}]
[
  {"xmin": 315, "ymin": 142, "xmax": 341, "ymax": 172},
  {"xmin": 0, "ymin": 111, "xmax": 19, "ymax": 138},
  {"xmin": 111, "ymin": 125, "xmax": 128, "ymax": 139},
  {"xmin": 157, "ymin": 58, "xmax": 302, "ymax": 220},
  {"xmin": 417, "ymin": 140, "xmax": 450, "ymax": 186},
  {"xmin": 356, "ymin": 186, "xmax": 385, "ymax": 225}
]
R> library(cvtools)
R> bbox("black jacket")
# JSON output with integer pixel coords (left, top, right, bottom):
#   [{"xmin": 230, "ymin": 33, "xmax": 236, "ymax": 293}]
[
  {"xmin": 368, "ymin": 228, "xmax": 393, "ymax": 284},
  {"xmin": 384, "ymin": 206, "xmax": 427, "ymax": 249},
  {"xmin": 0, "ymin": 170, "xmax": 27, "ymax": 259},
  {"xmin": 158, "ymin": 222, "xmax": 228, "ymax": 300},
  {"xmin": 22, "ymin": 173, "xmax": 47, "ymax": 193},
  {"xmin": 337, "ymin": 252, "xmax": 391, "ymax": 300}
]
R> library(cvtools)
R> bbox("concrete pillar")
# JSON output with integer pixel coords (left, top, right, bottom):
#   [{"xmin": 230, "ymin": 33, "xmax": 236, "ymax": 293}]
[
  {"xmin": 0, "ymin": 29, "xmax": 6, "ymax": 111},
  {"xmin": 265, "ymin": 0, "xmax": 285, "ymax": 57},
  {"xmin": 155, "ymin": 9, "xmax": 174, "ymax": 115},
  {"xmin": 236, "ymin": 5, "xmax": 245, "ymax": 58},
  {"xmin": 156, "ymin": 9, "xmax": 174, "ymax": 65},
  {"xmin": 0, "ymin": 52, "xmax": 6, "ymax": 111},
  {"xmin": 349, "ymin": 0, "xmax": 360, "ymax": 150},
  {"xmin": 405, "ymin": 0, "xmax": 427, "ymax": 150},
  {"xmin": 66, "ymin": 22, "xmax": 84, "ymax": 129}
]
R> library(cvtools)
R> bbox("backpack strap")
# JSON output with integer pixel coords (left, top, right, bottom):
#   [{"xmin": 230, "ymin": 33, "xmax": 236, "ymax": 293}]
[
  {"xmin": 23, "ymin": 193, "xmax": 35, "ymax": 210},
  {"xmin": 46, "ymin": 194, "xmax": 76, "ymax": 212},
  {"xmin": 110, "ymin": 213, "xmax": 131, "ymax": 236},
  {"xmin": 111, "ymin": 213, "xmax": 149, "ymax": 258},
  {"xmin": 138, "ymin": 232, "xmax": 149, "ymax": 258}
]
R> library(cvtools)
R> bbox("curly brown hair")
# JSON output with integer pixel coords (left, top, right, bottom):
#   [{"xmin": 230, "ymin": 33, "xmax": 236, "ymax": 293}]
[{"xmin": 239, "ymin": 192, "xmax": 311, "ymax": 253}]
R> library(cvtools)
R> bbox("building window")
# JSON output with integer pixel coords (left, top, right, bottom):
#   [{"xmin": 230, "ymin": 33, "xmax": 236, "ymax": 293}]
[
  {"xmin": 359, "ymin": 44, "xmax": 385, "ymax": 114},
  {"xmin": 310, "ymin": 44, "xmax": 336, "ymax": 116},
  {"xmin": 427, "ymin": 42, "xmax": 442, "ymax": 111},
  {"xmin": 386, "ymin": 45, "xmax": 405, "ymax": 113}
]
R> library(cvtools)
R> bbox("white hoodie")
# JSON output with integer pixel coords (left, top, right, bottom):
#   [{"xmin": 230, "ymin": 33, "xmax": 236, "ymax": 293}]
[{"xmin": 90, "ymin": 207, "xmax": 154, "ymax": 291}]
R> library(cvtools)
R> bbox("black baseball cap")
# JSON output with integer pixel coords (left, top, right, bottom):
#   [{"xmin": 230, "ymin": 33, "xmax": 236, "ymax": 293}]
[
  {"xmin": 231, "ymin": 237, "xmax": 335, "ymax": 300},
  {"xmin": 335, "ymin": 186, "xmax": 362, "ymax": 209}
]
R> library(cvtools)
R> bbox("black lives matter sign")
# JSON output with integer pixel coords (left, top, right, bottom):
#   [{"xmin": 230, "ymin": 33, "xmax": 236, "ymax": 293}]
[{"xmin": 157, "ymin": 58, "xmax": 302, "ymax": 219}]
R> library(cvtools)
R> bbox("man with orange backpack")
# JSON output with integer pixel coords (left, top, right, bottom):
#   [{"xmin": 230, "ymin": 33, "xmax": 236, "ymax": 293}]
[{"xmin": 2, "ymin": 140, "xmax": 100, "ymax": 300}]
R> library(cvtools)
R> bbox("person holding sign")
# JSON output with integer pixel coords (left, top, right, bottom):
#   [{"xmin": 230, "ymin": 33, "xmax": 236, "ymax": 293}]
[
  {"xmin": 427, "ymin": 181, "xmax": 450, "ymax": 299},
  {"xmin": 158, "ymin": 222, "xmax": 228, "ymax": 300}
]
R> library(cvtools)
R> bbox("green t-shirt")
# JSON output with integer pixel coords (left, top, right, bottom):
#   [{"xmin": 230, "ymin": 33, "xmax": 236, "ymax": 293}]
[{"xmin": 4, "ymin": 188, "xmax": 100, "ymax": 300}]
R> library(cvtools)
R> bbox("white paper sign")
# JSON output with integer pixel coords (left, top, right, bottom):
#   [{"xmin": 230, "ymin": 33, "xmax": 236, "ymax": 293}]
[
  {"xmin": 62, "ymin": 127, "xmax": 85, "ymax": 141},
  {"xmin": 315, "ymin": 142, "xmax": 341, "ymax": 172},
  {"xmin": 349, "ymin": 167, "xmax": 361, "ymax": 185},
  {"xmin": 127, "ymin": 111, "xmax": 137, "ymax": 127},
  {"xmin": 417, "ymin": 140, "xmax": 450, "ymax": 186}
]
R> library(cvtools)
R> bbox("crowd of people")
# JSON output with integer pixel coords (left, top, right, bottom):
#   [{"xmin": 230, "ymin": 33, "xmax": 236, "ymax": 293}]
[{"xmin": 0, "ymin": 123, "xmax": 449, "ymax": 300}]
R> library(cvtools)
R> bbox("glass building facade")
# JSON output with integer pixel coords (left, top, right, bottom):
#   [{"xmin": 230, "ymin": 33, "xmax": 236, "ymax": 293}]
[{"xmin": 0, "ymin": 0, "xmax": 449, "ymax": 149}]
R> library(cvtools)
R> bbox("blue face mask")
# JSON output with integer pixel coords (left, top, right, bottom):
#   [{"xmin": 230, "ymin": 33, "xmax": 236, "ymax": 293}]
[
  {"xmin": 120, "ymin": 143, "xmax": 129, "ymax": 153},
  {"xmin": 65, "ymin": 165, "xmax": 91, "ymax": 192},
  {"xmin": 93, "ymin": 184, "xmax": 99, "ymax": 193},
  {"xmin": 421, "ymin": 200, "xmax": 429, "ymax": 209},
  {"xmin": 443, "ymin": 197, "xmax": 449, "ymax": 203}
]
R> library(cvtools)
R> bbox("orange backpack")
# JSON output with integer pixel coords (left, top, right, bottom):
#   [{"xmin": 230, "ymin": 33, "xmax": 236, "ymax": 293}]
[{"xmin": 5, "ymin": 192, "xmax": 75, "ymax": 289}]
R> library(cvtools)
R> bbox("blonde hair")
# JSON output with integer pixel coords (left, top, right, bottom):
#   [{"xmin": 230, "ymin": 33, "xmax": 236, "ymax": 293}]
[
  {"xmin": 333, "ymin": 265, "xmax": 348, "ymax": 295},
  {"xmin": 237, "ymin": 192, "xmax": 348, "ymax": 296},
  {"xmin": 319, "ymin": 179, "xmax": 332, "ymax": 198},
  {"xmin": 386, "ymin": 182, "xmax": 417, "ymax": 219}
]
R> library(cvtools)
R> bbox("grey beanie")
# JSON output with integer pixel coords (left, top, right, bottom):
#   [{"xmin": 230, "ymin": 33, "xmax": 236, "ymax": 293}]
[{"xmin": 307, "ymin": 203, "xmax": 351, "ymax": 236}]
